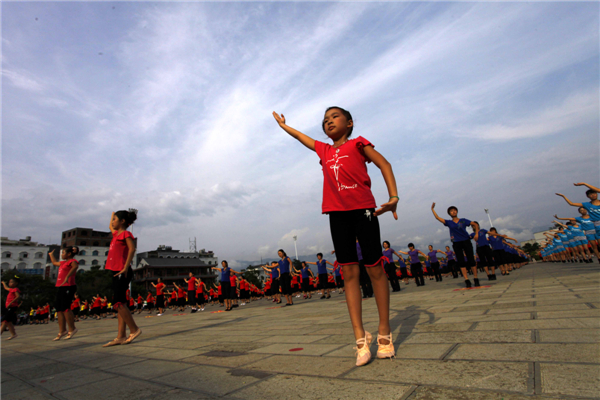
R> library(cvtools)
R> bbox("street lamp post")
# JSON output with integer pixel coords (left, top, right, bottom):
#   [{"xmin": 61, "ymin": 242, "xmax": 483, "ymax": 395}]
[
  {"xmin": 293, "ymin": 235, "xmax": 298, "ymax": 260},
  {"xmin": 484, "ymin": 209, "xmax": 494, "ymax": 228}
]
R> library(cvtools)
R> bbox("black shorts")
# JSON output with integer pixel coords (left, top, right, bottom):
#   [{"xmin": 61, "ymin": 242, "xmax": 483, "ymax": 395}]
[
  {"xmin": 318, "ymin": 274, "xmax": 328, "ymax": 290},
  {"xmin": 188, "ymin": 290, "xmax": 196, "ymax": 305},
  {"xmin": 220, "ymin": 281, "xmax": 231, "ymax": 300},
  {"xmin": 329, "ymin": 208, "xmax": 382, "ymax": 267},
  {"xmin": 271, "ymin": 279, "xmax": 280, "ymax": 295},
  {"xmin": 1, "ymin": 306, "xmax": 17, "ymax": 325},
  {"xmin": 400, "ymin": 266, "xmax": 408, "ymax": 278},
  {"xmin": 55, "ymin": 285, "xmax": 77, "ymax": 313},
  {"xmin": 196, "ymin": 292, "xmax": 205, "ymax": 304},
  {"xmin": 156, "ymin": 294, "xmax": 165, "ymax": 308},
  {"xmin": 112, "ymin": 268, "xmax": 133, "ymax": 307},
  {"xmin": 493, "ymin": 249, "xmax": 506, "ymax": 265},
  {"xmin": 279, "ymin": 273, "xmax": 291, "ymax": 295},
  {"xmin": 72, "ymin": 307, "xmax": 80, "ymax": 316},
  {"xmin": 335, "ymin": 275, "xmax": 344, "ymax": 288},
  {"xmin": 301, "ymin": 280, "xmax": 310, "ymax": 292}
]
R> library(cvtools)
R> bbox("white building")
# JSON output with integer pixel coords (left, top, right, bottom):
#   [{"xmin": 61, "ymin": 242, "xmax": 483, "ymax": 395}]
[{"xmin": 1, "ymin": 236, "xmax": 50, "ymax": 276}]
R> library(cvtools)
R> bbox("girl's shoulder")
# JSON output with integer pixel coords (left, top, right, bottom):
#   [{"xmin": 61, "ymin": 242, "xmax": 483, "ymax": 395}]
[{"xmin": 114, "ymin": 230, "xmax": 135, "ymax": 240}]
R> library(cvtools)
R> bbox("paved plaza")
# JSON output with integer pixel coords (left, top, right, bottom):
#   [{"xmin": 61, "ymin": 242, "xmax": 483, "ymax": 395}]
[{"xmin": 2, "ymin": 261, "xmax": 599, "ymax": 400}]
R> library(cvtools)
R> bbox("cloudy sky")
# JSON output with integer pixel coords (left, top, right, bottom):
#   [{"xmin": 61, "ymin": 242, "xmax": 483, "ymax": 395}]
[{"xmin": 2, "ymin": 2, "xmax": 598, "ymax": 267}]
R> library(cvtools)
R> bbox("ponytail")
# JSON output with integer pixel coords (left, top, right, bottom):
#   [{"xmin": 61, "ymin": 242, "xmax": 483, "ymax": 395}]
[{"xmin": 115, "ymin": 208, "xmax": 138, "ymax": 228}]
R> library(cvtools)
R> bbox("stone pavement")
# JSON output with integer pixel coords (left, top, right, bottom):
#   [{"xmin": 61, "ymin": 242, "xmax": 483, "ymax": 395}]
[{"xmin": 2, "ymin": 261, "xmax": 599, "ymax": 400}]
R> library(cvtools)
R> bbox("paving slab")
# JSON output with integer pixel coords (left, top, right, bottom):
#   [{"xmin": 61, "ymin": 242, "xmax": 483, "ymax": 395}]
[
  {"xmin": 243, "ymin": 354, "xmax": 355, "ymax": 377},
  {"xmin": 346, "ymin": 359, "xmax": 529, "ymax": 392},
  {"xmin": 402, "ymin": 330, "xmax": 533, "ymax": 344},
  {"xmin": 410, "ymin": 386, "xmax": 543, "ymax": 399},
  {"xmin": 106, "ymin": 359, "xmax": 194, "ymax": 379},
  {"xmin": 538, "ymin": 329, "xmax": 600, "ymax": 343},
  {"xmin": 541, "ymin": 362, "xmax": 600, "ymax": 398},
  {"xmin": 1, "ymin": 388, "xmax": 56, "ymax": 400},
  {"xmin": 475, "ymin": 317, "xmax": 600, "ymax": 331},
  {"xmin": 448, "ymin": 343, "xmax": 600, "ymax": 363},
  {"xmin": 231, "ymin": 374, "xmax": 412, "ymax": 400},
  {"xmin": 249, "ymin": 343, "xmax": 342, "ymax": 356},
  {"xmin": 154, "ymin": 364, "xmax": 268, "ymax": 396},
  {"xmin": 56, "ymin": 375, "xmax": 170, "ymax": 400}
]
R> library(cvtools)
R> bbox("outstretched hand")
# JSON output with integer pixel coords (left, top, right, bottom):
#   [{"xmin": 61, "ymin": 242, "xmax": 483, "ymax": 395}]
[
  {"xmin": 374, "ymin": 197, "xmax": 398, "ymax": 220},
  {"xmin": 574, "ymin": 182, "xmax": 584, "ymax": 186},
  {"xmin": 555, "ymin": 193, "xmax": 564, "ymax": 197},
  {"xmin": 272, "ymin": 112, "xmax": 286, "ymax": 126},
  {"xmin": 431, "ymin": 202, "xmax": 436, "ymax": 210}
]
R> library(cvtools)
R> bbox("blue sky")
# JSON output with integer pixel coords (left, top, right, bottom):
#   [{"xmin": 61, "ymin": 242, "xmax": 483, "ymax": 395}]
[{"xmin": 2, "ymin": 2, "xmax": 598, "ymax": 267}]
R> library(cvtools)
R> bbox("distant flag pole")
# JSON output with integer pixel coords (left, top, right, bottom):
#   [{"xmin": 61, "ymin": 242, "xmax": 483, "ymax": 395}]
[{"xmin": 293, "ymin": 235, "xmax": 298, "ymax": 260}]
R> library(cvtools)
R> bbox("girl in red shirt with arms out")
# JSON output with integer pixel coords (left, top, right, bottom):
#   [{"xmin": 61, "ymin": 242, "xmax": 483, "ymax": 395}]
[
  {"xmin": 273, "ymin": 107, "xmax": 399, "ymax": 366},
  {"xmin": 103, "ymin": 209, "xmax": 141, "ymax": 347},
  {"xmin": 49, "ymin": 246, "xmax": 80, "ymax": 340}
]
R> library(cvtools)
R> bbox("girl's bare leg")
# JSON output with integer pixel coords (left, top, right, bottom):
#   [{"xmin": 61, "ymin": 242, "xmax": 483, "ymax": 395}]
[
  {"xmin": 65, "ymin": 310, "xmax": 76, "ymax": 332},
  {"xmin": 57, "ymin": 312, "xmax": 67, "ymax": 334},
  {"xmin": 343, "ymin": 264, "xmax": 365, "ymax": 345},
  {"xmin": 365, "ymin": 265, "xmax": 390, "ymax": 344},
  {"xmin": 118, "ymin": 306, "xmax": 139, "ymax": 334}
]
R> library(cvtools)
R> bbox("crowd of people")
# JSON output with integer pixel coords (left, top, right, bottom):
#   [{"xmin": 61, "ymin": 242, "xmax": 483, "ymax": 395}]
[{"xmin": 3, "ymin": 106, "xmax": 592, "ymax": 368}]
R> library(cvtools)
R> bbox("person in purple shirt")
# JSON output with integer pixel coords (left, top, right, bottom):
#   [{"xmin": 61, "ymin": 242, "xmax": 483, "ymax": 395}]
[
  {"xmin": 470, "ymin": 222, "xmax": 498, "ymax": 281},
  {"xmin": 444, "ymin": 246, "xmax": 458, "ymax": 278},
  {"xmin": 382, "ymin": 241, "xmax": 401, "ymax": 292},
  {"xmin": 432, "ymin": 203, "xmax": 479, "ymax": 288},
  {"xmin": 398, "ymin": 244, "xmax": 428, "ymax": 286},
  {"xmin": 427, "ymin": 245, "xmax": 445, "ymax": 282}
]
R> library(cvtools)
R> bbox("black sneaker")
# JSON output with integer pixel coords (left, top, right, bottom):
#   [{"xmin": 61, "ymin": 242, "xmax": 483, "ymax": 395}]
[
  {"xmin": 474, "ymin": 278, "xmax": 480, "ymax": 287},
  {"xmin": 465, "ymin": 280, "xmax": 472, "ymax": 288}
]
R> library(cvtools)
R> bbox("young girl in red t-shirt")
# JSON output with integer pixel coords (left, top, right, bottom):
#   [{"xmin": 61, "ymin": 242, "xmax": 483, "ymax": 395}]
[
  {"xmin": 273, "ymin": 107, "xmax": 399, "ymax": 366},
  {"xmin": 49, "ymin": 246, "xmax": 80, "ymax": 340},
  {"xmin": 103, "ymin": 209, "xmax": 141, "ymax": 347}
]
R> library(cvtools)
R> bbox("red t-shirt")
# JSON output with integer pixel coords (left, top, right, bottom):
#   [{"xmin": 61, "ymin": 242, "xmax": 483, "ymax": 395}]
[
  {"xmin": 170, "ymin": 291, "xmax": 178, "ymax": 300},
  {"xmin": 146, "ymin": 294, "xmax": 153, "ymax": 302},
  {"xmin": 71, "ymin": 298, "xmax": 80, "ymax": 310},
  {"xmin": 129, "ymin": 297, "xmax": 134, "ymax": 306},
  {"xmin": 209, "ymin": 289, "xmax": 215, "ymax": 296},
  {"xmin": 291, "ymin": 276, "xmax": 298, "ymax": 285},
  {"xmin": 105, "ymin": 230, "xmax": 135, "ymax": 272},
  {"xmin": 92, "ymin": 298, "xmax": 101, "ymax": 308},
  {"xmin": 5, "ymin": 288, "xmax": 20, "ymax": 308},
  {"xmin": 314, "ymin": 137, "xmax": 377, "ymax": 213},
  {"xmin": 230, "ymin": 275, "xmax": 236, "ymax": 286},
  {"xmin": 187, "ymin": 277, "xmax": 196, "ymax": 291},
  {"xmin": 56, "ymin": 259, "xmax": 78, "ymax": 287},
  {"xmin": 156, "ymin": 283, "xmax": 165, "ymax": 295},
  {"xmin": 196, "ymin": 281, "xmax": 204, "ymax": 294},
  {"xmin": 44, "ymin": 305, "xmax": 50, "ymax": 314},
  {"xmin": 177, "ymin": 288, "xmax": 185, "ymax": 297},
  {"xmin": 137, "ymin": 295, "xmax": 143, "ymax": 303},
  {"xmin": 126, "ymin": 289, "xmax": 130, "ymax": 300},
  {"xmin": 217, "ymin": 286, "xmax": 222, "ymax": 295}
]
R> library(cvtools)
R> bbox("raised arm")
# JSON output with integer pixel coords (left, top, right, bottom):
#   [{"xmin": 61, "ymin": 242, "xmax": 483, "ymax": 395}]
[
  {"xmin": 574, "ymin": 182, "xmax": 600, "ymax": 192},
  {"xmin": 554, "ymin": 214, "xmax": 576, "ymax": 222},
  {"xmin": 436, "ymin": 250, "xmax": 445, "ymax": 255},
  {"xmin": 556, "ymin": 193, "xmax": 583, "ymax": 207},
  {"xmin": 305, "ymin": 261, "xmax": 317, "ymax": 265},
  {"xmin": 418, "ymin": 250, "xmax": 428, "ymax": 258},
  {"xmin": 1, "ymin": 281, "xmax": 10, "ymax": 291},
  {"xmin": 326, "ymin": 260, "xmax": 335, "ymax": 266},
  {"xmin": 48, "ymin": 249, "xmax": 61, "ymax": 267},
  {"xmin": 397, "ymin": 250, "xmax": 409, "ymax": 255},
  {"xmin": 431, "ymin": 203, "xmax": 446, "ymax": 224},
  {"xmin": 272, "ymin": 112, "xmax": 315, "ymax": 151},
  {"xmin": 109, "ymin": 212, "xmax": 116, "ymax": 234},
  {"xmin": 363, "ymin": 145, "xmax": 398, "ymax": 220},
  {"xmin": 553, "ymin": 220, "xmax": 568, "ymax": 228}
]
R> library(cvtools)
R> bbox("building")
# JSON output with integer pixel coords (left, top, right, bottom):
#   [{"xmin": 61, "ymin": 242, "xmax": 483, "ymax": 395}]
[
  {"xmin": 133, "ymin": 245, "xmax": 218, "ymax": 290},
  {"xmin": 1, "ymin": 236, "xmax": 49, "ymax": 276},
  {"xmin": 61, "ymin": 227, "xmax": 136, "ymax": 272}
]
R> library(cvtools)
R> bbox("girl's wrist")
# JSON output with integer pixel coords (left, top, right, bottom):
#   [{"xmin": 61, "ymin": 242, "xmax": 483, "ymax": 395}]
[{"xmin": 389, "ymin": 196, "xmax": 399, "ymax": 200}]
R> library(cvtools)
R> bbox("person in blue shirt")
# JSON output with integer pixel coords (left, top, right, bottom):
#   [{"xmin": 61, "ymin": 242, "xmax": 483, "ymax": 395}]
[
  {"xmin": 557, "ymin": 182, "xmax": 600, "ymax": 237},
  {"xmin": 293, "ymin": 261, "xmax": 315, "ymax": 299},
  {"xmin": 306, "ymin": 253, "xmax": 335, "ymax": 299},
  {"xmin": 553, "ymin": 220, "xmax": 591, "ymax": 263},
  {"xmin": 555, "ymin": 210, "xmax": 600, "ymax": 262},
  {"xmin": 470, "ymin": 222, "xmax": 498, "ymax": 281},
  {"xmin": 431, "ymin": 203, "xmax": 480, "ymax": 288},
  {"xmin": 262, "ymin": 262, "xmax": 281, "ymax": 304}
]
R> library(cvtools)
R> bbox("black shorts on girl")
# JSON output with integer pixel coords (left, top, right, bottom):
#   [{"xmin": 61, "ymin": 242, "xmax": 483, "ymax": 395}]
[
  {"xmin": 279, "ymin": 273, "xmax": 291, "ymax": 295},
  {"xmin": 329, "ymin": 208, "xmax": 383, "ymax": 267},
  {"xmin": 112, "ymin": 268, "xmax": 133, "ymax": 307},
  {"xmin": 56, "ymin": 285, "xmax": 77, "ymax": 313},
  {"xmin": 221, "ymin": 281, "xmax": 231, "ymax": 300},
  {"xmin": 156, "ymin": 294, "xmax": 165, "ymax": 308}
]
